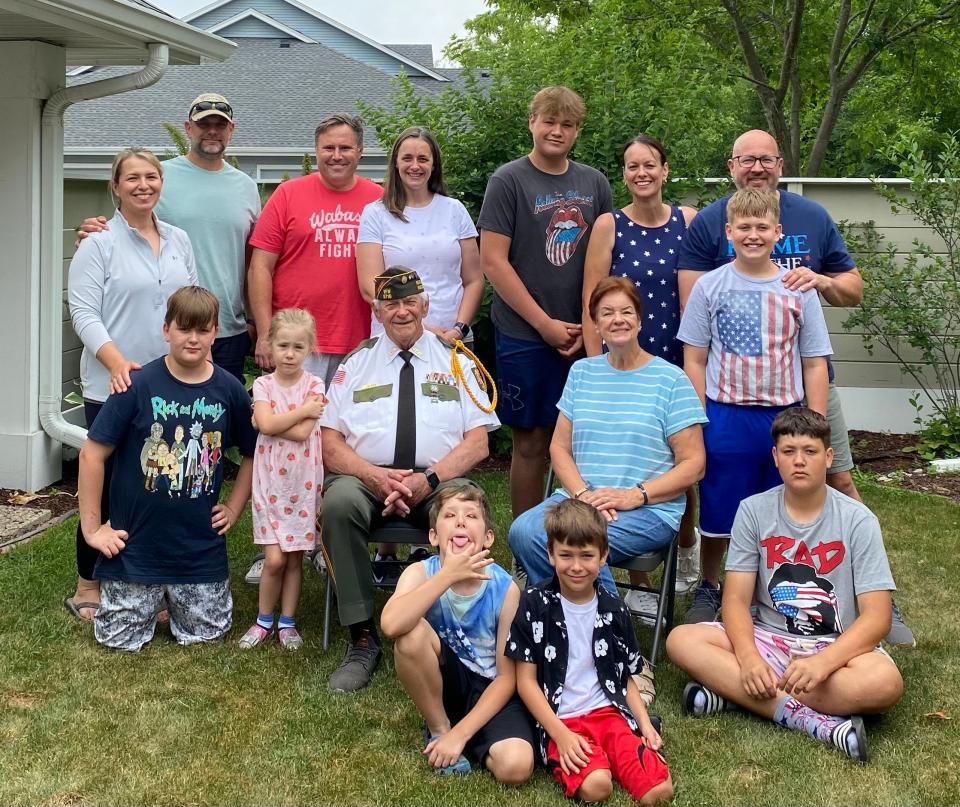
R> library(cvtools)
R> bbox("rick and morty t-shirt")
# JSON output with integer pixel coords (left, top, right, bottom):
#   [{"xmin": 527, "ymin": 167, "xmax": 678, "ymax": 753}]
[{"xmin": 89, "ymin": 357, "xmax": 257, "ymax": 584}]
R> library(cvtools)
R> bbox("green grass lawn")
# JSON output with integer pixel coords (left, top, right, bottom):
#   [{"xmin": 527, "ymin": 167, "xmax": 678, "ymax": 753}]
[{"xmin": 1, "ymin": 473, "xmax": 958, "ymax": 806}]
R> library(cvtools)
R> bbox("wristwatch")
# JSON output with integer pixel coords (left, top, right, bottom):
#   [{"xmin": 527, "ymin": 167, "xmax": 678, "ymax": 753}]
[
  {"xmin": 425, "ymin": 470, "xmax": 441, "ymax": 490},
  {"xmin": 454, "ymin": 321, "xmax": 469, "ymax": 340}
]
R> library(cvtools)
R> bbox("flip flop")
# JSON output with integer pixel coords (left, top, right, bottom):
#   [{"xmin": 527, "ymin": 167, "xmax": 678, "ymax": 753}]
[
  {"xmin": 424, "ymin": 733, "xmax": 471, "ymax": 776},
  {"xmin": 63, "ymin": 597, "xmax": 98, "ymax": 623}
]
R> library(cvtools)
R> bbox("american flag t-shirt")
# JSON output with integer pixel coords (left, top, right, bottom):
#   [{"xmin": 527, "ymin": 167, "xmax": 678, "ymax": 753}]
[{"xmin": 715, "ymin": 290, "xmax": 802, "ymax": 405}]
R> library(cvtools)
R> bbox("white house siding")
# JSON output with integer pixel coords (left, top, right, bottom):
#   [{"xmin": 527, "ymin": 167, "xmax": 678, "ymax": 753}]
[{"xmin": 795, "ymin": 180, "xmax": 947, "ymax": 431}]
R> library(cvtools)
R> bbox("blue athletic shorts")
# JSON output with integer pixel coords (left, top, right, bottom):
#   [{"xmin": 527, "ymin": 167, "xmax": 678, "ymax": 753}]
[
  {"xmin": 699, "ymin": 399, "xmax": 793, "ymax": 537},
  {"xmin": 494, "ymin": 331, "xmax": 575, "ymax": 429}
]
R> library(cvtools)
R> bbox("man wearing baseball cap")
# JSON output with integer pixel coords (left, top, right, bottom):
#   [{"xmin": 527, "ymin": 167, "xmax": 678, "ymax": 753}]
[{"xmin": 78, "ymin": 92, "xmax": 260, "ymax": 382}]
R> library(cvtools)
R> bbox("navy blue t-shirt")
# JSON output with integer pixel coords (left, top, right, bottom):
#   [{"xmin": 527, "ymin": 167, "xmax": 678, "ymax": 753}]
[
  {"xmin": 677, "ymin": 189, "xmax": 856, "ymax": 274},
  {"xmin": 89, "ymin": 357, "xmax": 257, "ymax": 584}
]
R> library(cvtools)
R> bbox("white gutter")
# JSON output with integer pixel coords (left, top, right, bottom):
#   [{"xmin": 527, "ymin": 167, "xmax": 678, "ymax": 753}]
[{"xmin": 38, "ymin": 42, "xmax": 170, "ymax": 450}]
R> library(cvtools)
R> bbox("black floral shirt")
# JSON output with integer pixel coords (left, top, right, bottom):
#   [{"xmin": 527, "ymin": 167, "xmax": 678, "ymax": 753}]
[{"xmin": 506, "ymin": 575, "xmax": 645, "ymax": 762}]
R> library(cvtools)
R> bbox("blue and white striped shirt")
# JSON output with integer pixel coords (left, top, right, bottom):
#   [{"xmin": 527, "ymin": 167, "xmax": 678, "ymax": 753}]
[{"xmin": 556, "ymin": 355, "xmax": 708, "ymax": 529}]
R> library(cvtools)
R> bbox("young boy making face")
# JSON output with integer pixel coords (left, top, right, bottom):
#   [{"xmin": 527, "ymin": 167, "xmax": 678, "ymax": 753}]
[
  {"xmin": 508, "ymin": 499, "xmax": 673, "ymax": 804},
  {"xmin": 667, "ymin": 408, "xmax": 903, "ymax": 763},
  {"xmin": 380, "ymin": 484, "xmax": 535, "ymax": 784}
]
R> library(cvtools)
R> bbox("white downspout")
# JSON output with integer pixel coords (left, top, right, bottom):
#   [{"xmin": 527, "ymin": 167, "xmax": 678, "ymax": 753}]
[{"xmin": 39, "ymin": 43, "xmax": 169, "ymax": 450}]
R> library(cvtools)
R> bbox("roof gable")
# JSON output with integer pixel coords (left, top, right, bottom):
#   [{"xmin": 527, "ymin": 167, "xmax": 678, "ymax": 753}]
[
  {"xmin": 208, "ymin": 9, "xmax": 315, "ymax": 42},
  {"xmin": 185, "ymin": 0, "xmax": 446, "ymax": 80}
]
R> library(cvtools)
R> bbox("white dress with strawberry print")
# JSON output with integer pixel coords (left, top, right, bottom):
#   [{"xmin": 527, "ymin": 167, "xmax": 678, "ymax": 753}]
[{"xmin": 251, "ymin": 371, "xmax": 324, "ymax": 551}]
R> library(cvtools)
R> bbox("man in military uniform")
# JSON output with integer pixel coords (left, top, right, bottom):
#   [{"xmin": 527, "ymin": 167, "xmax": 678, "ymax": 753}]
[{"xmin": 319, "ymin": 266, "xmax": 500, "ymax": 692}]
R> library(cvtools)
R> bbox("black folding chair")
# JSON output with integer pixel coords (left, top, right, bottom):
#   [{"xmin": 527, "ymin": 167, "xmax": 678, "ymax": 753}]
[{"xmin": 320, "ymin": 518, "xmax": 428, "ymax": 650}]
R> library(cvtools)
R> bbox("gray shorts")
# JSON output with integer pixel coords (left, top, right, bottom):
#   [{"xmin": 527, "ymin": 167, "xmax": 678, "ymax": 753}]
[
  {"xmin": 94, "ymin": 579, "xmax": 233, "ymax": 652},
  {"xmin": 826, "ymin": 382, "xmax": 854, "ymax": 473},
  {"xmin": 804, "ymin": 381, "xmax": 853, "ymax": 474}
]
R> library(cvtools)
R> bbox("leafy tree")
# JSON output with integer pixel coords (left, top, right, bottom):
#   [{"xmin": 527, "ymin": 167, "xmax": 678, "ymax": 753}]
[
  {"xmin": 710, "ymin": 0, "xmax": 960, "ymax": 175},
  {"xmin": 491, "ymin": 0, "xmax": 960, "ymax": 176},
  {"xmin": 361, "ymin": 0, "xmax": 748, "ymax": 219}
]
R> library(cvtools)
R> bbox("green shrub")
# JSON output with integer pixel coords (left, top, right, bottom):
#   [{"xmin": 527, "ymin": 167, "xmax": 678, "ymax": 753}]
[{"xmin": 843, "ymin": 133, "xmax": 960, "ymax": 456}]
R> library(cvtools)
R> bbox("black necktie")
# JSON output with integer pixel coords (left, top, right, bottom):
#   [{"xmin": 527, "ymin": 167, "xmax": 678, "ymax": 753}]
[{"xmin": 392, "ymin": 350, "xmax": 416, "ymax": 469}]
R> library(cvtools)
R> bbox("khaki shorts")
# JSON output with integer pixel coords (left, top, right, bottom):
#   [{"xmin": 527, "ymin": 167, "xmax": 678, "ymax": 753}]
[{"xmin": 805, "ymin": 381, "xmax": 853, "ymax": 474}]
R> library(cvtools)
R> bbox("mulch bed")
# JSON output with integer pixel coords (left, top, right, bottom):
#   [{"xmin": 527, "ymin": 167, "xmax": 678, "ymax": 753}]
[
  {"xmin": 848, "ymin": 430, "xmax": 960, "ymax": 502},
  {"xmin": 0, "ymin": 431, "xmax": 957, "ymax": 528}
]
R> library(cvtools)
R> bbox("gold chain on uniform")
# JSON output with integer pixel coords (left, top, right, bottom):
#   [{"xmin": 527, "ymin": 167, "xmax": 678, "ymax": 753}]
[{"xmin": 450, "ymin": 339, "xmax": 498, "ymax": 413}]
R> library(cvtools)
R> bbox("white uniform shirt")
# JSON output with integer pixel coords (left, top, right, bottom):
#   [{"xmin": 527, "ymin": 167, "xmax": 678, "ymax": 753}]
[{"xmin": 320, "ymin": 330, "xmax": 499, "ymax": 468}]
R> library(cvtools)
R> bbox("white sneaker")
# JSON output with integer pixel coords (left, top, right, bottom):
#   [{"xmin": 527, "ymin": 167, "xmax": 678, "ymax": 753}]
[
  {"xmin": 244, "ymin": 555, "xmax": 265, "ymax": 585},
  {"xmin": 624, "ymin": 589, "xmax": 659, "ymax": 625},
  {"xmin": 308, "ymin": 548, "xmax": 327, "ymax": 575},
  {"xmin": 675, "ymin": 530, "xmax": 701, "ymax": 594}
]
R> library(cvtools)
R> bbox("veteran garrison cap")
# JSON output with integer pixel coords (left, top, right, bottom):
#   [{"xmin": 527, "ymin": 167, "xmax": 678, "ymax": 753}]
[{"xmin": 374, "ymin": 266, "xmax": 425, "ymax": 301}]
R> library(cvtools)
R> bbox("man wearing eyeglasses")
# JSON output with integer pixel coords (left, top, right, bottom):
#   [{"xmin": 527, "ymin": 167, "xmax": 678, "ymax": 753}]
[
  {"xmin": 78, "ymin": 93, "xmax": 261, "ymax": 383},
  {"xmin": 676, "ymin": 130, "xmax": 915, "ymax": 649}
]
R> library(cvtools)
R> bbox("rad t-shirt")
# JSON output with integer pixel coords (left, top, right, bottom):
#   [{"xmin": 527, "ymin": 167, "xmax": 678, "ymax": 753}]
[
  {"xmin": 249, "ymin": 173, "xmax": 383, "ymax": 354},
  {"xmin": 727, "ymin": 486, "xmax": 896, "ymax": 639},
  {"xmin": 478, "ymin": 156, "xmax": 613, "ymax": 342},
  {"xmin": 89, "ymin": 357, "xmax": 257, "ymax": 584}
]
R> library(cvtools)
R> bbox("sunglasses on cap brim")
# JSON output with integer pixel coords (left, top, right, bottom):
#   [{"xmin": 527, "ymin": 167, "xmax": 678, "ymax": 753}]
[{"xmin": 190, "ymin": 101, "xmax": 233, "ymax": 118}]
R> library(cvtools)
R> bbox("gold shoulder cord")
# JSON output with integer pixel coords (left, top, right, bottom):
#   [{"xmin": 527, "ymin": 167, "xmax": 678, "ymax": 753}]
[{"xmin": 450, "ymin": 339, "xmax": 498, "ymax": 413}]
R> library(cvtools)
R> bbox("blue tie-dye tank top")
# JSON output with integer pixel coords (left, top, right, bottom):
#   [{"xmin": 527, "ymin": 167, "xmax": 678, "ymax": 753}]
[{"xmin": 423, "ymin": 554, "xmax": 513, "ymax": 679}]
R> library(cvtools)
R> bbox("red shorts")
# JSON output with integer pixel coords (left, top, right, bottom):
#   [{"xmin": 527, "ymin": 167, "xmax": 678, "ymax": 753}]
[{"xmin": 546, "ymin": 705, "xmax": 670, "ymax": 800}]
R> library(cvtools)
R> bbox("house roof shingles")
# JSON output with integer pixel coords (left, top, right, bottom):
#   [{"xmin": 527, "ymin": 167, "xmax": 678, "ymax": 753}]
[{"xmin": 64, "ymin": 38, "xmax": 466, "ymax": 154}]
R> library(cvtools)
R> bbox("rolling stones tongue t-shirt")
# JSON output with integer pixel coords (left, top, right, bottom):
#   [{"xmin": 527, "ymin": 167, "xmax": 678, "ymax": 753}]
[{"xmin": 478, "ymin": 156, "xmax": 613, "ymax": 342}]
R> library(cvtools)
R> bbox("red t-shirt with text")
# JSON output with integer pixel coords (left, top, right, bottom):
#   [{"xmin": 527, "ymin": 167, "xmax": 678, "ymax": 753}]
[{"xmin": 250, "ymin": 174, "xmax": 383, "ymax": 354}]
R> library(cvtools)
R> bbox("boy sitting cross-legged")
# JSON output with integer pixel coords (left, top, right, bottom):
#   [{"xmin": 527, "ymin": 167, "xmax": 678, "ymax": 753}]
[
  {"xmin": 507, "ymin": 498, "xmax": 673, "ymax": 804},
  {"xmin": 380, "ymin": 482, "xmax": 536, "ymax": 783},
  {"xmin": 666, "ymin": 408, "xmax": 904, "ymax": 763}
]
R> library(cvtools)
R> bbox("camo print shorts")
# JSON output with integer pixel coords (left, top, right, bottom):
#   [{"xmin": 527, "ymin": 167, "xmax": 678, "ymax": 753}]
[{"xmin": 94, "ymin": 579, "xmax": 233, "ymax": 652}]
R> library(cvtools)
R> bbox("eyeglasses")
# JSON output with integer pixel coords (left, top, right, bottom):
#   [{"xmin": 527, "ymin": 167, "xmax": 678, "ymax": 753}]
[
  {"xmin": 190, "ymin": 101, "xmax": 233, "ymax": 118},
  {"xmin": 732, "ymin": 155, "xmax": 780, "ymax": 168}
]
